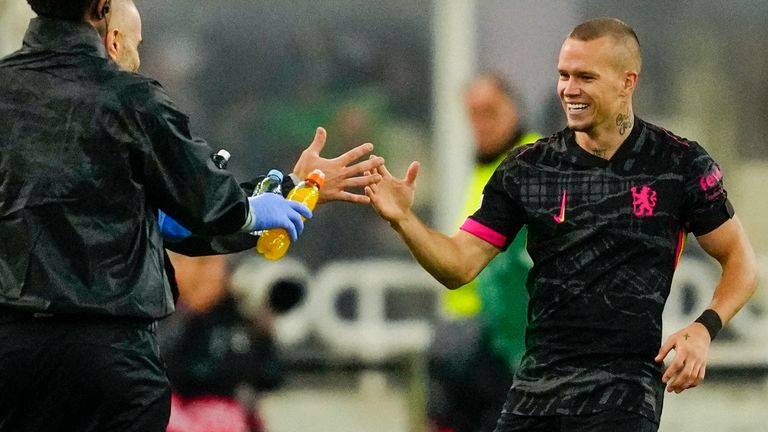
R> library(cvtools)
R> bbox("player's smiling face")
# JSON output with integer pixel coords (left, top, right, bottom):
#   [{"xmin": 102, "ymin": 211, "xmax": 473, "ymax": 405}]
[{"xmin": 557, "ymin": 36, "xmax": 627, "ymax": 134}]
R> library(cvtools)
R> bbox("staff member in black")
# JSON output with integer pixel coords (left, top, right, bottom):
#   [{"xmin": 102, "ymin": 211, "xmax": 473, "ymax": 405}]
[{"xmin": 0, "ymin": 0, "xmax": 383, "ymax": 430}]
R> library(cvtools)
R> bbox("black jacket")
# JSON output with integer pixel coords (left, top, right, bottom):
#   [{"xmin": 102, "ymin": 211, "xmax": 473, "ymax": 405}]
[{"xmin": 0, "ymin": 18, "xmax": 250, "ymax": 319}]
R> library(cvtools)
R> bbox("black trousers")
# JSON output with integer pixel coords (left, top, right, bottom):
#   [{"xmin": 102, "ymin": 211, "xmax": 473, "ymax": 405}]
[
  {"xmin": 0, "ymin": 314, "xmax": 170, "ymax": 432},
  {"xmin": 494, "ymin": 409, "xmax": 659, "ymax": 432}
]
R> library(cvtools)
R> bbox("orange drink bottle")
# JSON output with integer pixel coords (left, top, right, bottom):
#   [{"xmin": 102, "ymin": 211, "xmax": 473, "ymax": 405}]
[{"xmin": 256, "ymin": 169, "xmax": 325, "ymax": 260}]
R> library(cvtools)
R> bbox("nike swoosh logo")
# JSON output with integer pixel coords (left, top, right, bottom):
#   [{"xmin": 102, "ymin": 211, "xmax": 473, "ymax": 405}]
[{"xmin": 553, "ymin": 189, "xmax": 567, "ymax": 223}]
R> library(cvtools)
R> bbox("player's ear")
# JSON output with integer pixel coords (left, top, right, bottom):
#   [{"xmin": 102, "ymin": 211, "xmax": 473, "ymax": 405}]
[{"xmin": 622, "ymin": 71, "xmax": 638, "ymax": 95}]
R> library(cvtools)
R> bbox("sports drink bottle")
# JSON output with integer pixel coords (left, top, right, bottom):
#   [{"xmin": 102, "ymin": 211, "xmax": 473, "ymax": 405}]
[
  {"xmin": 252, "ymin": 169, "xmax": 283, "ymax": 196},
  {"xmin": 250, "ymin": 169, "xmax": 284, "ymax": 235},
  {"xmin": 256, "ymin": 169, "xmax": 325, "ymax": 260}
]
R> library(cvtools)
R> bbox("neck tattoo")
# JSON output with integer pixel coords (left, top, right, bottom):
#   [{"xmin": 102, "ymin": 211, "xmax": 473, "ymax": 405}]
[
  {"xmin": 616, "ymin": 112, "xmax": 632, "ymax": 135},
  {"xmin": 591, "ymin": 148, "xmax": 607, "ymax": 158}
]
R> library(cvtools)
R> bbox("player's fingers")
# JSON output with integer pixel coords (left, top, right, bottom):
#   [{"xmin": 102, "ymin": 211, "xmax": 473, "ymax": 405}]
[
  {"xmin": 330, "ymin": 191, "xmax": 371, "ymax": 204},
  {"xmin": 689, "ymin": 363, "xmax": 704, "ymax": 389},
  {"xmin": 337, "ymin": 142, "xmax": 374, "ymax": 165},
  {"xmin": 348, "ymin": 156, "xmax": 384, "ymax": 175},
  {"xmin": 340, "ymin": 173, "xmax": 382, "ymax": 189},
  {"xmin": 673, "ymin": 360, "xmax": 698, "ymax": 393},
  {"xmin": 367, "ymin": 159, "xmax": 383, "ymax": 177},
  {"xmin": 365, "ymin": 172, "xmax": 380, "ymax": 193},
  {"xmin": 692, "ymin": 360, "xmax": 706, "ymax": 386},
  {"xmin": 365, "ymin": 185, "xmax": 376, "ymax": 201},
  {"xmin": 655, "ymin": 338, "xmax": 675, "ymax": 363},
  {"xmin": 305, "ymin": 127, "xmax": 327, "ymax": 154},
  {"xmin": 661, "ymin": 356, "xmax": 684, "ymax": 384},
  {"xmin": 377, "ymin": 162, "xmax": 393, "ymax": 179},
  {"xmin": 404, "ymin": 161, "xmax": 420, "ymax": 186}
]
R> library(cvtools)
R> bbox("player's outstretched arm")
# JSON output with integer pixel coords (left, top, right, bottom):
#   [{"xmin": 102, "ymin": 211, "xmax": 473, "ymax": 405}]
[
  {"xmin": 365, "ymin": 161, "xmax": 498, "ymax": 288},
  {"xmin": 292, "ymin": 127, "xmax": 384, "ymax": 204},
  {"xmin": 655, "ymin": 216, "xmax": 758, "ymax": 394}
]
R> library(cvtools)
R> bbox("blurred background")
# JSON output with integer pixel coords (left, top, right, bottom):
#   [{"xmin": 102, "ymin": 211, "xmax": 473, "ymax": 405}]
[{"xmin": 2, "ymin": 0, "xmax": 768, "ymax": 431}]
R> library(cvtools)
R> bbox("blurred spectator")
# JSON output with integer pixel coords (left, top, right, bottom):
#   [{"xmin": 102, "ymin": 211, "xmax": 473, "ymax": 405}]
[
  {"xmin": 160, "ymin": 253, "xmax": 305, "ymax": 432},
  {"xmin": 427, "ymin": 73, "xmax": 542, "ymax": 432}
]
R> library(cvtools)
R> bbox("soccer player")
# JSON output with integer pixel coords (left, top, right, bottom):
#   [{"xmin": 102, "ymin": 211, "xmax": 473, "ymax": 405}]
[{"xmin": 366, "ymin": 17, "xmax": 758, "ymax": 432}]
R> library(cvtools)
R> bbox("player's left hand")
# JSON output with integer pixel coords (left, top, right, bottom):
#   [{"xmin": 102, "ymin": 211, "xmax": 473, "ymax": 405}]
[
  {"xmin": 292, "ymin": 127, "xmax": 383, "ymax": 204},
  {"xmin": 654, "ymin": 322, "xmax": 712, "ymax": 393}
]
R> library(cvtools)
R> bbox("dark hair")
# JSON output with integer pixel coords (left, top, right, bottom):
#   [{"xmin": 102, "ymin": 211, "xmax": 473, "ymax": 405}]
[{"xmin": 26, "ymin": 0, "xmax": 97, "ymax": 20}]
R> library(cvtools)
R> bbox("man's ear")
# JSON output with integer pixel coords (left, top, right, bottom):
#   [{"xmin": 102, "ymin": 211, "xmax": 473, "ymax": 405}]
[
  {"xmin": 622, "ymin": 71, "xmax": 639, "ymax": 95},
  {"xmin": 105, "ymin": 28, "xmax": 121, "ymax": 61}
]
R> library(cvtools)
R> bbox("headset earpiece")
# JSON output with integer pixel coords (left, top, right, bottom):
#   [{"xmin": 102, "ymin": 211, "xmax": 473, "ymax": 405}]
[{"xmin": 96, "ymin": 0, "xmax": 111, "ymax": 19}]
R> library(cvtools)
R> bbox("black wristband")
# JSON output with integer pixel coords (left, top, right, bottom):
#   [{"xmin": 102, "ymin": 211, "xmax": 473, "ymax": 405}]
[{"xmin": 695, "ymin": 309, "xmax": 723, "ymax": 341}]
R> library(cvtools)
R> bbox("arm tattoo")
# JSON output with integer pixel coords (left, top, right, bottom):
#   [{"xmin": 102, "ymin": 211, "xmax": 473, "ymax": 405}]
[{"xmin": 616, "ymin": 112, "xmax": 632, "ymax": 135}]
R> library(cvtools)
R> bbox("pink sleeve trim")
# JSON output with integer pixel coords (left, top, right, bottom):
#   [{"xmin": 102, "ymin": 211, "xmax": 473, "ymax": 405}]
[{"xmin": 460, "ymin": 218, "xmax": 508, "ymax": 248}]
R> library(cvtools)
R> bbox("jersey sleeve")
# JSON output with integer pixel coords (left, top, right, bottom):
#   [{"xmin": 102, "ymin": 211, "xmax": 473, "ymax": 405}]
[
  {"xmin": 682, "ymin": 142, "xmax": 734, "ymax": 236},
  {"xmin": 460, "ymin": 156, "xmax": 527, "ymax": 250}
]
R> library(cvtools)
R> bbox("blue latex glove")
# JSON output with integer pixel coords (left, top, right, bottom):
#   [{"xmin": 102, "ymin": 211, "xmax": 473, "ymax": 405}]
[
  {"xmin": 245, "ymin": 193, "xmax": 312, "ymax": 241},
  {"xmin": 158, "ymin": 210, "xmax": 192, "ymax": 242}
]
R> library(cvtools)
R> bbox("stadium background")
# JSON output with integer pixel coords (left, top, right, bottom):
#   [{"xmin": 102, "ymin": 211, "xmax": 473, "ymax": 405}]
[{"xmin": 2, "ymin": 1, "xmax": 767, "ymax": 431}]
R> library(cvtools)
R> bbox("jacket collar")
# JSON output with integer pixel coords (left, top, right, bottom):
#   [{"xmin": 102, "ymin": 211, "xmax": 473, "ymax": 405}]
[{"xmin": 22, "ymin": 17, "xmax": 107, "ymax": 59}]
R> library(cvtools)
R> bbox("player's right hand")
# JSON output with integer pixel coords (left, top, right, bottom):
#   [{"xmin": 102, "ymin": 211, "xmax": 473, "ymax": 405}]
[{"xmin": 365, "ymin": 161, "xmax": 420, "ymax": 224}]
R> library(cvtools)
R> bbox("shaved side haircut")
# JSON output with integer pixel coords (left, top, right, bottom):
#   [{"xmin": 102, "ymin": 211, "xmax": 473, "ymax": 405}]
[{"xmin": 569, "ymin": 17, "xmax": 642, "ymax": 73}]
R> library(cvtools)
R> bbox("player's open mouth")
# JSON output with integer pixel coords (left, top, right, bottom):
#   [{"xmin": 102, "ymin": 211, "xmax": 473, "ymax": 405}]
[{"xmin": 567, "ymin": 103, "xmax": 589, "ymax": 112}]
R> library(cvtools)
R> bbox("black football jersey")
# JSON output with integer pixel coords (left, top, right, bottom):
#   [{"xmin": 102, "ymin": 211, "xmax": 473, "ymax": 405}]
[{"xmin": 461, "ymin": 118, "xmax": 733, "ymax": 422}]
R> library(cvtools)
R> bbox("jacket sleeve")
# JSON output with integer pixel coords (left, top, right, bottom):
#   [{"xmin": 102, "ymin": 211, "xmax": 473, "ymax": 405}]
[
  {"xmin": 121, "ymin": 79, "xmax": 249, "ymax": 236},
  {"xmin": 162, "ymin": 177, "xmax": 298, "ymax": 256},
  {"xmin": 164, "ymin": 232, "xmax": 257, "ymax": 256}
]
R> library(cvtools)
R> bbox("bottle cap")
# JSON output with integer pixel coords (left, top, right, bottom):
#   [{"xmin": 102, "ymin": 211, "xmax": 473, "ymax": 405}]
[
  {"xmin": 266, "ymin": 169, "xmax": 284, "ymax": 182},
  {"xmin": 211, "ymin": 149, "xmax": 231, "ymax": 169},
  {"xmin": 306, "ymin": 169, "xmax": 325, "ymax": 188}
]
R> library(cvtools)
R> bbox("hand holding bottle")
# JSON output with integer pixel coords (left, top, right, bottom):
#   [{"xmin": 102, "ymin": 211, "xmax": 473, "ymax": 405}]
[
  {"xmin": 250, "ymin": 169, "xmax": 284, "ymax": 236},
  {"xmin": 244, "ymin": 193, "xmax": 312, "ymax": 241},
  {"xmin": 257, "ymin": 169, "xmax": 325, "ymax": 260}
]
